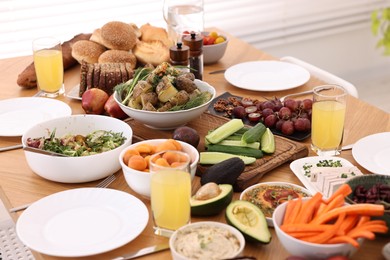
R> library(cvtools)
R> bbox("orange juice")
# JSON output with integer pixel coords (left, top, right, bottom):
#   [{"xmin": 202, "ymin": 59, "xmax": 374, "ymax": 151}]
[
  {"xmin": 311, "ymin": 100, "xmax": 346, "ymax": 150},
  {"xmin": 33, "ymin": 49, "xmax": 63, "ymax": 93},
  {"xmin": 151, "ymin": 169, "xmax": 191, "ymax": 231}
]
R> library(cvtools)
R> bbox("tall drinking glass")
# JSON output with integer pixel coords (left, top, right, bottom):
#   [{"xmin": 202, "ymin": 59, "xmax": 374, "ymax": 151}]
[
  {"xmin": 32, "ymin": 37, "xmax": 64, "ymax": 98},
  {"xmin": 150, "ymin": 150, "xmax": 191, "ymax": 237},
  {"xmin": 311, "ymin": 85, "xmax": 347, "ymax": 156},
  {"xmin": 163, "ymin": 0, "xmax": 204, "ymax": 44}
]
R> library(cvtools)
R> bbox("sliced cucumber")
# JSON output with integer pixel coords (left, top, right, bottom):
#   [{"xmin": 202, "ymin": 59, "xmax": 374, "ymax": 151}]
[
  {"xmin": 199, "ymin": 152, "xmax": 256, "ymax": 165},
  {"xmin": 241, "ymin": 122, "xmax": 266, "ymax": 144},
  {"xmin": 205, "ymin": 119, "xmax": 244, "ymax": 144}
]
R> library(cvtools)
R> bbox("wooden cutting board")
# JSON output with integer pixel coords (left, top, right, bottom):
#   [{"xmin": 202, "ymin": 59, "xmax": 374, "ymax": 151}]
[{"xmin": 126, "ymin": 113, "xmax": 308, "ymax": 191}]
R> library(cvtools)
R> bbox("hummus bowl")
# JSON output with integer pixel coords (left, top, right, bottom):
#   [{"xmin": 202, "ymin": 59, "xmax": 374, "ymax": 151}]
[
  {"xmin": 240, "ymin": 181, "xmax": 311, "ymax": 227},
  {"xmin": 169, "ymin": 221, "xmax": 245, "ymax": 260}
]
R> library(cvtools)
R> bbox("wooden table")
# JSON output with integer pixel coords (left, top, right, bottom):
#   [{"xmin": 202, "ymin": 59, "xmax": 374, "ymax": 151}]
[{"xmin": 0, "ymin": 32, "xmax": 389, "ymax": 260}]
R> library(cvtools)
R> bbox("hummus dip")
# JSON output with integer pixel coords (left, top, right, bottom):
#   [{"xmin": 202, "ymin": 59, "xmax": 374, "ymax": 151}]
[{"xmin": 172, "ymin": 225, "xmax": 241, "ymax": 259}]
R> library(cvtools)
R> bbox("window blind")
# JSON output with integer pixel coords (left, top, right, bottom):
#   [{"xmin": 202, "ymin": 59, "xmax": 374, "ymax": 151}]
[{"xmin": 1, "ymin": 0, "xmax": 389, "ymax": 58}]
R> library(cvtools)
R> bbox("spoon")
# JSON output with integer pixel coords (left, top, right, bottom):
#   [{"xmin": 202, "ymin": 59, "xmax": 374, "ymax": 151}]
[{"xmin": 23, "ymin": 146, "xmax": 69, "ymax": 157}]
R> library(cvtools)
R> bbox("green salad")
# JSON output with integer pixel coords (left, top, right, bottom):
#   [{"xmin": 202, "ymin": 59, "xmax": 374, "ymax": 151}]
[{"xmin": 26, "ymin": 130, "xmax": 126, "ymax": 157}]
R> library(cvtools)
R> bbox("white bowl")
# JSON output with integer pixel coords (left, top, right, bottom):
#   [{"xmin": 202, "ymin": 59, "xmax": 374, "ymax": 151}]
[
  {"xmin": 22, "ymin": 115, "xmax": 133, "ymax": 183},
  {"xmin": 119, "ymin": 139, "xmax": 199, "ymax": 198},
  {"xmin": 240, "ymin": 181, "xmax": 311, "ymax": 227},
  {"xmin": 169, "ymin": 221, "xmax": 245, "ymax": 260},
  {"xmin": 114, "ymin": 79, "xmax": 216, "ymax": 130},
  {"xmin": 203, "ymin": 33, "xmax": 229, "ymax": 64},
  {"xmin": 273, "ymin": 198, "xmax": 363, "ymax": 259}
]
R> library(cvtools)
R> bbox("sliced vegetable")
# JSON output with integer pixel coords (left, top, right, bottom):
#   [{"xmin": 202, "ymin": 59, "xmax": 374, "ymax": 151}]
[
  {"xmin": 206, "ymin": 144, "xmax": 263, "ymax": 159},
  {"xmin": 241, "ymin": 122, "xmax": 266, "ymax": 144},
  {"xmin": 261, "ymin": 128, "xmax": 275, "ymax": 154},
  {"xmin": 199, "ymin": 152, "xmax": 256, "ymax": 165},
  {"xmin": 205, "ymin": 119, "xmax": 244, "ymax": 144},
  {"xmin": 207, "ymin": 140, "xmax": 260, "ymax": 149},
  {"xmin": 190, "ymin": 184, "xmax": 233, "ymax": 216}
]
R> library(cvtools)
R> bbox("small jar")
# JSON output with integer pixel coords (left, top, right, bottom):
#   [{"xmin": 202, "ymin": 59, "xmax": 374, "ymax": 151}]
[
  {"xmin": 183, "ymin": 32, "xmax": 203, "ymax": 80},
  {"xmin": 170, "ymin": 42, "xmax": 190, "ymax": 72}
]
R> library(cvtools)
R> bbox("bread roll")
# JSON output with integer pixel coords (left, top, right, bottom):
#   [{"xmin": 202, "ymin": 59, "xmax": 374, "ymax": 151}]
[
  {"xmin": 133, "ymin": 40, "xmax": 170, "ymax": 66},
  {"xmin": 100, "ymin": 21, "xmax": 137, "ymax": 50},
  {"xmin": 98, "ymin": 50, "xmax": 137, "ymax": 69},
  {"xmin": 90, "ymin": 28, "xmax": 104, "ymax": 46},
  {"xmin": 72, "ymin": 40, "xmax": 106, "ymax": 64},
  {"xmin": 140, "ymin": 23, "xmax": 173, "ymax": 47}
]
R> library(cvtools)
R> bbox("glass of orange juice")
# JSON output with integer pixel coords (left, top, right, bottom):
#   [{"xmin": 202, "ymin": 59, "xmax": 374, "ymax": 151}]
[
  {"xmin": 32, "ymin": 37, "xmax": 64, "ymax": 97},
  {"xmin": 311, "ymin": 85, "xmax": 347, "ymax": 156},
  {"xmin": 149, "ymin": 150, "xmax": 191, "ymax": 237}
]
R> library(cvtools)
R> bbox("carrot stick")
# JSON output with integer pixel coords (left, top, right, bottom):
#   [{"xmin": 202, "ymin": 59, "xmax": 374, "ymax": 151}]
[
  {"xmin": 301, "ymin": 212, "xmax": 346, "ymax": 244},
  {"xmin": 295, "ymin": 192, "xmax": 323, "ymax": 224},
  {"xmin": 337, "ymin": 214, "xmax": 359, "ymax": 235},
  {"xmin": 326, "ymin": 235, "xmax": 360, "ymax": 248},
  {"xmin": 348, "ymin": 229, "xmax": 376, "ymax": 240},
  {"xmin": 287, "ymin": 231, "xmax": 321, "ymax": 239},
  {"xmin": 324, "ymin": 183, "xmax": 352, "ymax": 204},
  {"xmin": 356, "ymin": 224, "xmax": 389, "ymax": 233},
  {"xmin": 281, "ymin": 223, "xmax": 333, "ymax": 233},
  {"xmin": 313, "ymin": 201, "xmax": 327, "ymax": 217},
  {"xmin": 356, "ymin": 215, "xmax": 371, "ymax": 227},
  {"xmin": 314, "ymin": 194, "xmax": 345, "ymax": 220},
  {"xmin": 283, "ymin": 199, "xmax": 297, "ymax": 225},
  {"xmin": 285, "ymin": 197, "xmax": 302, "ymax": 224},
  {"xmin": 310, "ymin": 204, "xmax": 385, "ymax": 225}
]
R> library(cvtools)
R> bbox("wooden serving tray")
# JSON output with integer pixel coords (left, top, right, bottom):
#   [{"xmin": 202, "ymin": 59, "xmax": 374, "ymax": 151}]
[{"xmin": 126, "ymin": 113, "xmax": 308, "ymax": 191}]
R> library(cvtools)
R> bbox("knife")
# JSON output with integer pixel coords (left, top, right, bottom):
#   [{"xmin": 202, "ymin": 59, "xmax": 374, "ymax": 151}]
[{"xmin": 111, "ymin": 243, "xmax": 170, "ymax": 260}]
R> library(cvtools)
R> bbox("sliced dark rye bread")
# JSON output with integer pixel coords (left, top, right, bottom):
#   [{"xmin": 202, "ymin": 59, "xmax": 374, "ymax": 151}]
[
  {"xmin": 93, "ymin": 63, "xmax": 101, "ymax": 89},
  {"xmin": 86, "ymin": 63, "xmax": 94, "ymax": 91},
  {"xmin": 79, "ymin": 61, "xmax": 88, "ymax": 96}
]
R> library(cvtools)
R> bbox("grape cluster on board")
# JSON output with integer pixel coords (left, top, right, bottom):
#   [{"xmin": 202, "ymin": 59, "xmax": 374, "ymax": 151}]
[{"xmin": 213, "ymin": 96, "xmax": 313, "ymax": 136}]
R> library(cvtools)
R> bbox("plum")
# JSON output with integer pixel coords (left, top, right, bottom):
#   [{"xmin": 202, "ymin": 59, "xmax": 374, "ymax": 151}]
[{"xmin": 172, "ymin": 126, "xmax": 200, "ymax": 148}]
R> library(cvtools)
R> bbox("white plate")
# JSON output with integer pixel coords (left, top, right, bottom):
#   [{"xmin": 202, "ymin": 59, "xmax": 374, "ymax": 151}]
[
  {"xmin": 352, "ymin": 132, "xmax": 390, "ymax": 175},
  {"xmin": 65, "ymin": 84, "xmax": 81, "ymax": 100},
  {"xmin": 16, "ymin": 188, "xmax": 148, "ymax": 257},
  {"xmin": 224, "ymin": 61, "xmax": 310, "ymax": 91},
  {"xmin": 0, "ymin": 97, "xmax": 72, "ymax": 136},
  {"xmin": 289, "ymin": 156, "xmax": 354, "ymax": 195}
]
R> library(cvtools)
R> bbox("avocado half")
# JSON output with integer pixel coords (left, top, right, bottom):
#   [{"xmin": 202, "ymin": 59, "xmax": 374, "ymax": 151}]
[
  {"xmin": 190, "ymin": 184, "xmax": 233, "ymax": 216},
  {"xmin": 225, "ymin": 200, "xmax": 272, "ymax": 244}
]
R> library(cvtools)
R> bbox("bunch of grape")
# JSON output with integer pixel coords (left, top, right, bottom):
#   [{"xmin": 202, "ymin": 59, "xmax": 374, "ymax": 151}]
[{"xmin": 232, "ymin": 97, "xmax": 313, "ymax": 136}]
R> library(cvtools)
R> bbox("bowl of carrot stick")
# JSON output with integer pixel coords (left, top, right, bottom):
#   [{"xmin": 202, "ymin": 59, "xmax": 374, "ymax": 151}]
[{"xmin": 272, "ymin": 184, "xmax": 388, "ymax": 259}]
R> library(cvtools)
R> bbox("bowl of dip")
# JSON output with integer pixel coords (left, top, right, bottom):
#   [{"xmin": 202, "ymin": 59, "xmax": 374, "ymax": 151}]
[
  {"xmin": 240, "ymin": 181, "xmax": 311, "ymax": 227},
  {"xmin": 169, "ymin": 221, "xmax": 245, "ymax": 260}
]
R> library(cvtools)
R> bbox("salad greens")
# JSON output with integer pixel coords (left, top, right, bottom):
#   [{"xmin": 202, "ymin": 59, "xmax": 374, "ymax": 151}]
[{"xmin": 26, "ymin": 130, "xmax": 126, "ymax": 157}]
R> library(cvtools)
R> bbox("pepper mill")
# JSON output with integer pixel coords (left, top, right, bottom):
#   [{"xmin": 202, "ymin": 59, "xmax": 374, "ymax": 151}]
[
  {"xmin": 183, "ymin": 32, "xmax": 203, "ymax": 80},
  {"xmin": 169, "ymin": 42, "xmax": 190, "ymax": 72}
]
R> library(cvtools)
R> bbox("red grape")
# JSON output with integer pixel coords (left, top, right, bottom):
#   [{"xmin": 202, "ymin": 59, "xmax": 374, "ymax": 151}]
[
  {"xmin": 248, "ymin": 112, "xmax": 261, "ymax": 122},
  {"xmin": 262, "ymin": 108, "xmax": 274, "ymax": 118},
  {"xmin": 284, "ymin": 99, "xmax": 299, "ymax": 111},
  {"xmin": 264, "ymin": 114, "xmax": 277, "ymax": 128},
  {"xmin": 232, "ymin": 106, "xmax": 246, "ymax": 119},
  {"xmin": 260, "ymin": 100, "xmax": 275, "ymax": 111},
  {"xmin": 245, "ymin": 105, "xmax": 257, "ymax": 114},
  {"xmin": 281, "ymin": 120, "xmax": 294, "ymax": 135},
  {"xmin": 278, "ymin": 107, "xmax": 292, "ymax": 119},
  {"xmin": 241, "ymin": 97, "xmax": 254, "ymax": 107},
  {"xmin": 301, "ymin": 99, "xmax": 313, "ymax": 110},
  {"xmin": 275, "ymin": 119, "xmax": 285, "ymax": 130},
  {"xmin": 293, "ymin": 118, "xmax": 307, "ymax": 132}
]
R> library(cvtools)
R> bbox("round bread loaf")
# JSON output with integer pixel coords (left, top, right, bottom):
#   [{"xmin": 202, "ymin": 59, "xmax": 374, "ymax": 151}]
[
  {"xmin": 133, "ymin": 40, "xmax": 170, "ymax": 66},
  {"xmin": 140, "ymin": 23, "xmax": 173, "ymax": 47},
  {"xmin": 71, "ymin": 40, "xmax": 106, "ymax": 64},
  {"xmin": 100, "ymin": 21, "xmax": 137, "ymax": 50},
  {"xmin": 98, "ymin": 50, "xmax": 137, "ymax": 69}
]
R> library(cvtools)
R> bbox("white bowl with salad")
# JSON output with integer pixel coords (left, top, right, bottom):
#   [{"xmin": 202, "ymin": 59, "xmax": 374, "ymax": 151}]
[
  {"xmin": 114, "ymin": 62, "xmax": 216, "ymax": 130},
  {"xmin": 22, "ymin": 114, "xmax": 133, "ymax": 183}
]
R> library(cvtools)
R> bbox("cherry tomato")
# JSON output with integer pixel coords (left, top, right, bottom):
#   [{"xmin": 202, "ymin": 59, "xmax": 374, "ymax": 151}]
[
  {"xmin": 203, "ymin": 35, "xmax": 215, "ymax": 45},
  {"xmin": 326, "ymin": 256, "xmax": 349, "ymax": 260}
]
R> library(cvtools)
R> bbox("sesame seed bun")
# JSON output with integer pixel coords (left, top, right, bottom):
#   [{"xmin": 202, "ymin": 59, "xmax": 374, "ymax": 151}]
[
  {"xmin": 100, "ymin": 21, "xmax": 137, "ymax": 50},
  {"xmin": 71, "ymin": 40, "xmax": 106, "ymax": 64},
  {"xmin": 98, "ymin": 50, "xmax": 137, "ymax": 69}
]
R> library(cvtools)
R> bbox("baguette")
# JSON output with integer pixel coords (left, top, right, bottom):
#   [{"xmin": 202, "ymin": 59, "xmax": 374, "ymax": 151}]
[{"xmin": 17, "ymin": 33, "xmax": 92, "ymax": 89}]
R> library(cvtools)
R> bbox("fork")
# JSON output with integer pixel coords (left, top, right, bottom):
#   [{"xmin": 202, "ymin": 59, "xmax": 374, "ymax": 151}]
[{"xmin": 9, "ymin": 174, "xmax": 116, "ymax": 213}]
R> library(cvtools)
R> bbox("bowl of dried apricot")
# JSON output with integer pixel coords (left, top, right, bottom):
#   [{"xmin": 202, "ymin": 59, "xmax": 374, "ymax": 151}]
[{"xmin": 119, "ymin": 139, "xmax": 199, "ymax": 198}]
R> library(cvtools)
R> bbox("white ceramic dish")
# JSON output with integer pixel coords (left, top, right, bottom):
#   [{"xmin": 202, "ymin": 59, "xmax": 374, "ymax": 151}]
[
  {"xmin": 0, "ymin": 97, "xmax": 71, "ymax": 136},
  {"xmin": 65, "ymin": 84, "xmax": 82, "ymax": 100},
  {"xmin": 120, "ymin": 139, "xmax": 199, "ymax": 198},
  {"xmin": 273, "ymin": 198, "xmax": 363, "ymax": 259},
  {"xmin": 114, "ymin": 79, "xmax": 216, "ymax": 130},
  {"xmin": 22, "ymin": 114, "xmax": 133, "ymax": 183},
  {"xmin": 203, "ymin": 33, "xmax": 229, "ymax": 64},
  {"xmin": 224, "ymin": 60, "xmax": 310, "ymax": 91},
  {"xmin": 289, "ymin": 156, "xmax": 355, "ymax": 196},
  {"xmin": 169, "ymin": 221, "xmax": 245, "ymax": 260},
  {"xmin": 16, "ymin": 188, "xmax": 148, "ymax": 257},
  {"xmin": 352, "ymin": 132, "xmax": 390, "ymax": 175},
  {"xmin": 239, "ymin": 181, "xmax": 311, "ymax": 227}
]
